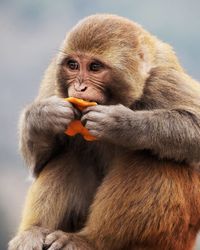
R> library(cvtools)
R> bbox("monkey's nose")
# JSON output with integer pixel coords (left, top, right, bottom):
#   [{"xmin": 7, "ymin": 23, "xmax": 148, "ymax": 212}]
[{"xmin": 74, "ymin": 82, "xmax": 87, "ymax": 92}]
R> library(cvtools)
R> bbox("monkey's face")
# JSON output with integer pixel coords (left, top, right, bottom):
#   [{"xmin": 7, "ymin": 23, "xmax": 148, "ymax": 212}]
[
  {"xmin": 57, "ymin": 14, "xmax": 151, "ymax": 106},
  {"xmin": 57, "ymin": 52, "xmax": 142, "ymax": 106},
  {"xmin": 58, "ymin": 54, "xmax": 112, "ymax": 104}
]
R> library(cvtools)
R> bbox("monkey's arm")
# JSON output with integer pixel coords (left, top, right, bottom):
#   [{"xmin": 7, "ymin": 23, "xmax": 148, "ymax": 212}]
[
  {"xmin": 121, "ymin": 107, "xmax": 200, "ymax": 163},
  {"xmin": 82, "ymin": 69, "xmax": 200, "ymax": 164},
  {"xmin": 19, "ymin": 96, "xmax": 77, "ymax": 176},
  {"xmin": 9, "ymin": 160, "xmax": 75, "ymax": 249}
]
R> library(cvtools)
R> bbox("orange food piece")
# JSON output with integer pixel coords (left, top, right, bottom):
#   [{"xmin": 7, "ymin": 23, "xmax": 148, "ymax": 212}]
[{"xmin": 64, "ymin": 97, "xmax": 97, "ymax": 141}]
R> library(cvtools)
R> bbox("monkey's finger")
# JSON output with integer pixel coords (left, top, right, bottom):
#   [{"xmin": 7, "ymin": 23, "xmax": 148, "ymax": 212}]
[
  {"xmin": 49, "ymin": 117, "xmax": 71, "ymax": 127},
  {"xmin": 46, "ymin": 234, "xmax": 70, "ymax": 250},
  {"xmin": 44, "ymin": 231, "xmax": 64, "ymax": 247},
  {"xmin": 50, "ymin": 118, "xmax": 74, "ymax": 133},
  {"xmin": 59, "ymin": 104, "xmax": 81, "ymax": 120},
  {"xmin": 83, "ymin": 105, "xmax": 108, "ymax": 114},
  {"xmin": 47, "ymin": 241, "xmax": 63, "ymax": 250},
  {"xmin": 55, "ymin": 106, "xmax": 75, "ymax": 116},
  {"xmin": 81, "ymin": 111, "xmax": 104, "ymax": 125},
  {"xmin": 84, "ymin": 121, "xmax": 101, "ymax": 132},
  {"xmin": 61, "ymin": 99, "xmax": 74, "ymax": 107},
  {"xmin": 44, "ymin": 234, "xmax": 58, "ymax": 246},
  {"xmin": 48, "ymin": 96, "xmax": 73, "ymax": 108},
  {"xmin": 86, "ymin": 129, "xmax": 100, "ymax": 138}
]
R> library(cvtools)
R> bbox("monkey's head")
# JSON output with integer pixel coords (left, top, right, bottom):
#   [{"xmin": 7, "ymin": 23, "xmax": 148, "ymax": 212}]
[{"xmin": 56, "ymin": 14, "xmax": 152, "ymax": 106}]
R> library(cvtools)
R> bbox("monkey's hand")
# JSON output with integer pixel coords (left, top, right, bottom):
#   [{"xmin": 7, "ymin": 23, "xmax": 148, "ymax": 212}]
[
  {"xmin": 81, "ymin": 104, "xmax": 134, "ymax": 144},
  {"xmin": 44, "ymin": 230, "xmax": 93, "ymax": 250},
  {"xmin": 25, "ymin": 96, "xmax": 80, "ymax": 135},
  {"xmin": 20, "ymin": 96, "xmax": 81, "ymax": 175},
  {"xmin": 82, "ymin": 104, "xmax": 200, "ymax": 163},
  {"xmin": 8, "ymin": 226, "xmax": 50, "ymax": 250}
]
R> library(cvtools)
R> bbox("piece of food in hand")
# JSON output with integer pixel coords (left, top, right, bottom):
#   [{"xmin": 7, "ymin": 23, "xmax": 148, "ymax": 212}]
[{"xmin": 65, "ymin": 97, "xmax": 97, "ymax": 141}]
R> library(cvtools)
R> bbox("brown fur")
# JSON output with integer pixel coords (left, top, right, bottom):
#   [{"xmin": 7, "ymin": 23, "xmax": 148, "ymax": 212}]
[{"xmin": 9, "ymin": 14, "xmax": 200, "ymax": 250}]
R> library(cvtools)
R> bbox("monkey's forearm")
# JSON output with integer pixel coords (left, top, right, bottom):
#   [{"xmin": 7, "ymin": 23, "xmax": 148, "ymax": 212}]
[
  {"xmin": 19, "ymin": 112, "xmax": 53, "ymax": 174},
  {"xmin": 19, "ymin": 104, "xmax": 63, "ymax": 175},
  {"xmin": 123, "ymin": 108, "xmax": 200, "ymax": 163},
  {"xmin": 20, "ymin": 127, "xmax": 59, "ymax": 176},
  {"xmin": 83, "ymin": 104, "xmax": 200, "ymax": 163}
]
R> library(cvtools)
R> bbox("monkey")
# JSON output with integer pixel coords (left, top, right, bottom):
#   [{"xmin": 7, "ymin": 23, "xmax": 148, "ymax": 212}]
[{"xmin": 8, "ymin": 14, "xmax": 200, "ymax": 250}]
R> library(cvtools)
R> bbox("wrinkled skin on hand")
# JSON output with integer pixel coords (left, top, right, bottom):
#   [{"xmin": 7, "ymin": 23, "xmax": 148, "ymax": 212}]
[
  {"xmin": 81, "ymin": 104, "xmax": 134, "ymax": 144},
  {"xmin": 8, "ymin": 226, "xmax": 50, "ymax": 250},
  {"xmin": 26, "ymin": 96, "xmax": 80, "ymax": 135},
  {"xmin": 44, "ymin": 230, "xmax": 93, "ymax": 250}
]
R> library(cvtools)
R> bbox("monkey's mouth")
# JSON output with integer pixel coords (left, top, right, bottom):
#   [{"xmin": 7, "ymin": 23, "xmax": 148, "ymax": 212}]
[
  {"xmin": 69, "ymin": 94, "xmax": 105, "ymax": 105},
  {"xmin": 83, "ymin": 98, "xmax": 99, "ymax": 103}
]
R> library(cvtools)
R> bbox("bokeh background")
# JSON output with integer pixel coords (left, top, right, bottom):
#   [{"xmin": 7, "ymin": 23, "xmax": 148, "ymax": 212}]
[{"xmin": 1, "ymin": 0, "xmax": 200, "ymax": 249}]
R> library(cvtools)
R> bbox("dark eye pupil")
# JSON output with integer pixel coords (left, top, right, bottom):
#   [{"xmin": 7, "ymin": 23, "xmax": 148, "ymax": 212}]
[
  {"xmin": 67, "ymin": 60, "xmax": 79, "ymax": 70},
  {"xmin": 90, "ymin": 62, "xmax": 102, "ymax": 71}
]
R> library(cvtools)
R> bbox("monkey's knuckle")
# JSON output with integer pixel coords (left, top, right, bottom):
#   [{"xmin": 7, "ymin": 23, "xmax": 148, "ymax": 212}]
[
  {"xmin": 117, "ymin": 104, "xmax": 124, "ymax": 108},
  {"xmin": 84, "ymin": 114, "xmax": 89, "ymax": 120},
  {"xmin": 68, "ymin": 110, "xmax": 75, "ymax": 118},
  {"xmin": 39, "ymin": 104, "xmax": 50, "ymax": 117},
  {"xmin": 49, "ymin": 241, "xmax": 64, "ymax": 250},
  {"xmin": 101, "ymin": 117, "xmax": 111, "ymax": 125},
  {"xmin": 46, "ymin": 230, "xmax": 65, "ymax": 241},
  {"xmin": 65, "ymin": 118, "xmax": 72, "ymax": 124},
  {"xmin": 64, "ymin": 100, "xmax": 73, "ymax": 108},
  {"xmin": 46, "ymin": 234, "xmax": 57, "ymax": 242},
  {"xmin": 85, "ymin": 121, "xmax": 94, "ymax": 130},
  {"xmin": 92, "ymin": 130, "xmax": 101, "ymax": 138}
]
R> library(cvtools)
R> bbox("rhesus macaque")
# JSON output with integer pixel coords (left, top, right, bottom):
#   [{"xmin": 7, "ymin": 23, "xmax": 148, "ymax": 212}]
[{"xmin": 9, "ymin": 14, "xmax": 200, "ymax": 250}]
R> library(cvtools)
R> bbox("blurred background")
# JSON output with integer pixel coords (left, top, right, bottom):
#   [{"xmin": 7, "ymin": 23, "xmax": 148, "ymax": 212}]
[{"xmin": 1, "ymin": 0, "xmax": 200, "ymax": 249}]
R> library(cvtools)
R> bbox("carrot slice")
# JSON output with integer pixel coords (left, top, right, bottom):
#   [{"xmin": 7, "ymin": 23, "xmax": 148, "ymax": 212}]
[
  {"xmin": 65, "ymin": 97, "xmax": 97, "ymax": 111},
  {"xmin": 64, "ymin": 97, "xmax": 97, "ymax": 141}
]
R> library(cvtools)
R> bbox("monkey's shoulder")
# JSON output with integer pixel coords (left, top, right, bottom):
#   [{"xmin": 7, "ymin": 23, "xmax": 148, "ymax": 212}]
[{"xmin": 132, "ymin": 67, "xmax": 200, "ymax": 111}]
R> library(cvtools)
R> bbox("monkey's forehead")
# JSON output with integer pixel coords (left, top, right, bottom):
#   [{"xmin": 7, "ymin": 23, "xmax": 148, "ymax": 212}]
[{"xmin": 63, "ymin": 14, "xmax": 142, "ymax": 55}]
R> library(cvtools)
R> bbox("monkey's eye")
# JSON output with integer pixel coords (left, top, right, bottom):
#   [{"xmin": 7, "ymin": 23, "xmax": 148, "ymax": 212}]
[
  {"xmin": 89, "ymin": 61, "xmax": 103, "ymax": 72},
  {"xmin": 67, "ymin": 60, "xmax": 79, "ymax": 70}
]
